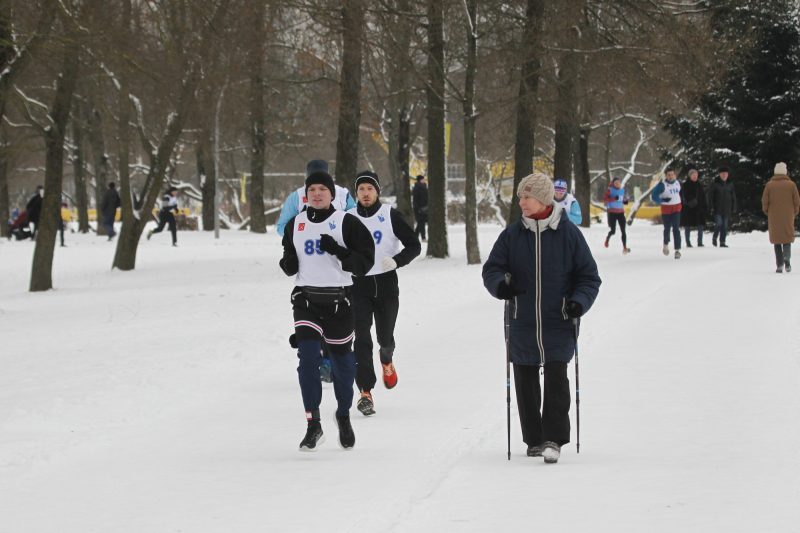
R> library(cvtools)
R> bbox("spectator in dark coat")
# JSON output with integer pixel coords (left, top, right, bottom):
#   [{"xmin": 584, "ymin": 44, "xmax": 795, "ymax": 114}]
[
  {"xmin": 482, "ymin": 172, "xmax": 601, "ymax": 464},
  {"xmin": 707, "ymin": 167, "xmax": 738, "ymax": 247},
  {"xmin": 412, "ymin": 175, "xmax": 429, "ymax": 241},
  {"xmin": 762, "ymin": 162, "xmax": 800, "ymax": 273},
  {"xmin": 100, "ymin": 182, "xmax": 121, "ymax": 240},
  {"xmin": 25, "ymin": 186, "xmax": 43, "ymax": 238},
  {"xmin": 680, "ymin": 169, "xmax": 707, "ymax": 247}
]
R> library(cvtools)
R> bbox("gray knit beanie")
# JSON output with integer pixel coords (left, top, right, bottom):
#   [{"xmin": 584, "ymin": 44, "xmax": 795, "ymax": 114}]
[{"xmin": 516, "ymin": 172, "xmax": 555, "ymax": 205}]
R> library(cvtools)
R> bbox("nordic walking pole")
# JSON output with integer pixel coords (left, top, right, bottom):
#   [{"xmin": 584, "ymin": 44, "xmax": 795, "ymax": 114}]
[
  {"xmin": 573, "ymin": 317, "xmax": 581, "ymax": 454},
  {"xmin": 504, "ymin": 273, "xmax": 513, "ymax": 461}
]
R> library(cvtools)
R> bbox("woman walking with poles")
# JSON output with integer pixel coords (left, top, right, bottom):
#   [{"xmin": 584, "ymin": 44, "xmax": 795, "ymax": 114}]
[{"xmin": 482, "ymin": 172, "xmax": 601, "ymax": 463}]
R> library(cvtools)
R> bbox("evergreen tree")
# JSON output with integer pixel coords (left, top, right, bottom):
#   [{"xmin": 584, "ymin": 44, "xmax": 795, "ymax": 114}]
[{"xmin": 663, "ymin": 0, "xmax": 800, "ymax": 230}]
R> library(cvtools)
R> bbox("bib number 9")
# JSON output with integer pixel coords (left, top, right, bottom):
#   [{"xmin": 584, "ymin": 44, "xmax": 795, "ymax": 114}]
[{"xmin": 373, "ymin": 230, "xmax": 383, "ymax": 245}]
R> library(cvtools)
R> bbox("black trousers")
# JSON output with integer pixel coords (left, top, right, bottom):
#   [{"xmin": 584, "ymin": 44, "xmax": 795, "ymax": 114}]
[
  {"xmin": 152, "ymin": 211, "xmax": 177, "ymax": 244},
  {"xmin": 606, "ymin": 212, "xmax": 627, "ymax": 247},
  {"xmin": 414, "ymin": 212, "xmax": 427, "ymax": 241},
  {"xmin": 513, "ymin": 362, "xmax": 571, "ymax": 447},
  {"xmin": 352, "ymin": 288, "xmax": 400, "ymax": 392}
]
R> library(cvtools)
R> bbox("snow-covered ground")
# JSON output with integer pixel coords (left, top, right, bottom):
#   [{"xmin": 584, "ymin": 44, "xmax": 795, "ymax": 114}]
[{"xmin": 1, "ymin": 221, "xmax": 799, "ymax": 533}]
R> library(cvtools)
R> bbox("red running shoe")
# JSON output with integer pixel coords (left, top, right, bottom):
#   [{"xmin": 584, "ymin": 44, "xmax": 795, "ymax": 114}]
[{"xmin": 382, "ymin": 362, "xmax": 398, "ymax": 389}]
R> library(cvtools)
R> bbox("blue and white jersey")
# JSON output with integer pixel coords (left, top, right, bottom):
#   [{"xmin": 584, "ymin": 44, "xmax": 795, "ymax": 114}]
[
  {"xmin": 661, "ymin": 180, "xmax": 681, "ymax": 205},
  {"xmin": 556, "ymin": 193, "xmax": 582, "ymax": 225},
  {"xmin": 652, "ymin": 180, "xmax": 682, "ymax": 205},
  {"xmin": 347, "ymin": 204, "xmax": 400, "ymax": 276},
  {"xmin": 294, "ymin": 185, "xmax": 351, "ymax": 212},
  {"xmin": 292, "ymin": 210, "xmax": 352, "ymax": 287},
  {"xmin": 277, "ymin": 185, "xmax": 356, "ymax": 236}
]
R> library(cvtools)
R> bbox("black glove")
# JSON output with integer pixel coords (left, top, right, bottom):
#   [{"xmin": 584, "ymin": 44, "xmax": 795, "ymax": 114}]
[
  {"xmin": 279, "ymin": 255, "xmax": 298, "ymax": 276},
  {"xmin": 565, "ymin": 301, "xmax": 583, "ymax": 319},
  {"xmin": 289, "ymin": 334, "xmax": 298, "ymax": 349},
  {"xmin": 496, "ymin": 280, "xmax": 525, "ymax": 300},
  {"xmin": 319, "ymin": 234, "xmax": 350, "ymax": 260}
]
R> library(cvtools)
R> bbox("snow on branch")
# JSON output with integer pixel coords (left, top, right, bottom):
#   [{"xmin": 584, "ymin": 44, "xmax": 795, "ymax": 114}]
[
  {"xmin": 129, "ymin": 94, "xmax": 155, "ymax": 154},
  {"xmin": 12, "ymin": 85, "xmax": 51, "ymax": 132},
  {"xmin": 99, "ymin": 63, "xmax": 122, "ymax": 91}
]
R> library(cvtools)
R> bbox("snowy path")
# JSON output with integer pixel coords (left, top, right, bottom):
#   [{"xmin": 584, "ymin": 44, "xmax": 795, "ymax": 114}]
[{"xmin": 1, "ymin": 224, "xmax": 799, "ymax": 532}]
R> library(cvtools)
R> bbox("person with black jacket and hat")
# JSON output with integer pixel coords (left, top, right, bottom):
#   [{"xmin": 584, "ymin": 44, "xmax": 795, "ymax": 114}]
[
  {"xmin": 707, "ymin": 166, "xmax": 738, "ymax": 247},
  {"xmin": 280, "ymin": 169, "xmax": 375, "ymax": 451},
  {"xmin": 680, "ymin": 168, "xmax": 707, "ymax": 247},
  {"xmin": 346, "ymin": 171, "xmax": 421, "ymax": 416}
]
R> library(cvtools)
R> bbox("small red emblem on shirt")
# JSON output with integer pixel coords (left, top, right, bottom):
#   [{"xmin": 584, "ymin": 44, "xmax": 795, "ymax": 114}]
[
  {"xmin": 298, "ymin": 223, "xmax": 305, "ymax": 231},
  {"xmin": 302, "ymin": 196, "xmax": 308, "ymax": 203}
]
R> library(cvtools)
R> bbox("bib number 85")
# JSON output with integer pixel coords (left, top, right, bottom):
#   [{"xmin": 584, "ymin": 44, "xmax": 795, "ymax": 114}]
[{"xmin": 303, "ymin": 239, "xmax": 324, "ymax": 255}]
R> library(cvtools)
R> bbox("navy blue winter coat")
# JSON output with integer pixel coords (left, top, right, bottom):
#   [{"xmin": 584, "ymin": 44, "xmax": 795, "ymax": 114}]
[{"xmin": 482, "ymin": 208, "xmax": 601, "ymax": 366}]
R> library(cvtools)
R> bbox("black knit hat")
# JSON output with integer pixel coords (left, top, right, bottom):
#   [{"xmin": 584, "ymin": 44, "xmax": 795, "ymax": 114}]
[
  {"xmin": 305, "ymin": 159, "xmax": 329, "ymax": 178},
  {"xmin": 305, "ymin": 171, "xmax": 336, "ymax": 199},
  {"xmin": 355, "ymin": 170, "xmax": 380, "ymax": 193},
  {"xmin": 415, "ymin": 174, "xmax": 425, "ymax": 182}
]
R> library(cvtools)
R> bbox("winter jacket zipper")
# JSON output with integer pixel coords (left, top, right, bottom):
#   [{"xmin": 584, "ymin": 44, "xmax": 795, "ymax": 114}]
[{"xmin": 534, "ymin": 223, "xmax": 546, "ymax": 365}]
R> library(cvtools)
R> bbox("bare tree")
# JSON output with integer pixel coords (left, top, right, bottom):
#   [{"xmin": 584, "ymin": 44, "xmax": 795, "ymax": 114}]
[
  {"xmin": 425, "ymin": 0, "xmax": 447, "ymax": 257},
  {"xmin": 70, "ymin": 96, "xmax": 89, "ymax": 232},
  {"xmin": 247, "ymin": 0, "xmax": 268, "ymax": 233},
  {"xmin": 333, "ymin": 0, "xmax": 365, "ymax": 186},
  {"xmin": 26, "ymin": 34, "xmax": 81, "ymax": 291},
  {"xmin": 509, "ymin": 0, "xmax": 545, "ymax": 224},
  {"xmin": 0, "ymin": 0, "xmax": 56, "ymax": 235},
  {"xmin": 462, "ymin": 0, "xmax": 480, "ymax": 264},
  {"xmin": 112, "ymin": 0, "xmax": 231, "ymax": 270}
]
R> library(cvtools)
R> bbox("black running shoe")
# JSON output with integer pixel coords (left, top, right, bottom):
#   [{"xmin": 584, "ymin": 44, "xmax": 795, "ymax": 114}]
[
  {"xmin": 357, "ymin": 391, "xmax": 375, "ymax": 416},
  {"xmin": 299, "ymin": 421, "xmax": 324, "ymax": 451},
  {"xmin": 336, "ymin": 415, "xmax": 355, "ymax": 449}
]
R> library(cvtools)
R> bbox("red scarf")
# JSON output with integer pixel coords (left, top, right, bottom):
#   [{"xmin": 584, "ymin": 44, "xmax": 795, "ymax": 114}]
[{"xmin": 526, "ymin": 205, "xmax": 553, "ymax": 221}]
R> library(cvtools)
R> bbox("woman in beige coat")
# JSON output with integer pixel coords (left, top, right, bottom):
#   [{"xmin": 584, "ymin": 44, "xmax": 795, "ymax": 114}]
[{"xmin": 762, "ymin": 162, "xmax": 800, "ymax": 273}]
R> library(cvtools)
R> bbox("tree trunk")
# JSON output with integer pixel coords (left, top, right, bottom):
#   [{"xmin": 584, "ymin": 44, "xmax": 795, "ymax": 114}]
[
  {"xmin": 334, "ymin": 0, "xmax": 364, "ymax": 186},
  {"xmin": 397, "ymin": 113, "xmax": 412, "ymax": 214},
  {"xmin": 112, "ymin": 0, "xmax": 135, "ymax": 268},
  {"xmin": 463, "ymin": 0, "xmax": 480, "ymax": 264},
  {"xmin": 575, "ymin": 125, "xmax": 591, "ymax": 227},
  {"xmin": 199, "ymin": 128, "xmax": 215, "ymax": 231},
  {"xmin": 426, "ymin": 0, "xmax": 448, "ymax": 258},
  {"xmin": 510, "ymin": 0, "xmax": 545, "ymax": 224},
  {"xmin": 86, "ymin": 79, "xmax": 109, "ymax": 235},
  {"xmin": 386, "ymin": 0, "xmax": 413, "ymax": 219},
  {"xmin": 553, "ymin": 57, "xmax": 577, "ymax": 184},
  {"xmin": 71, "ymin": 98, "xmax": 90, "ymax": 233},
  {"xmin": 0, "ymin": 152, "xmax": 8, "ymax": 239},
  {"xmin": 248, "ymin": 0, "xmax": 267, "ymax": 233},
  {"xmin": 29, "ymin": 45, "xmax": 80, "ymax": 292}
]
